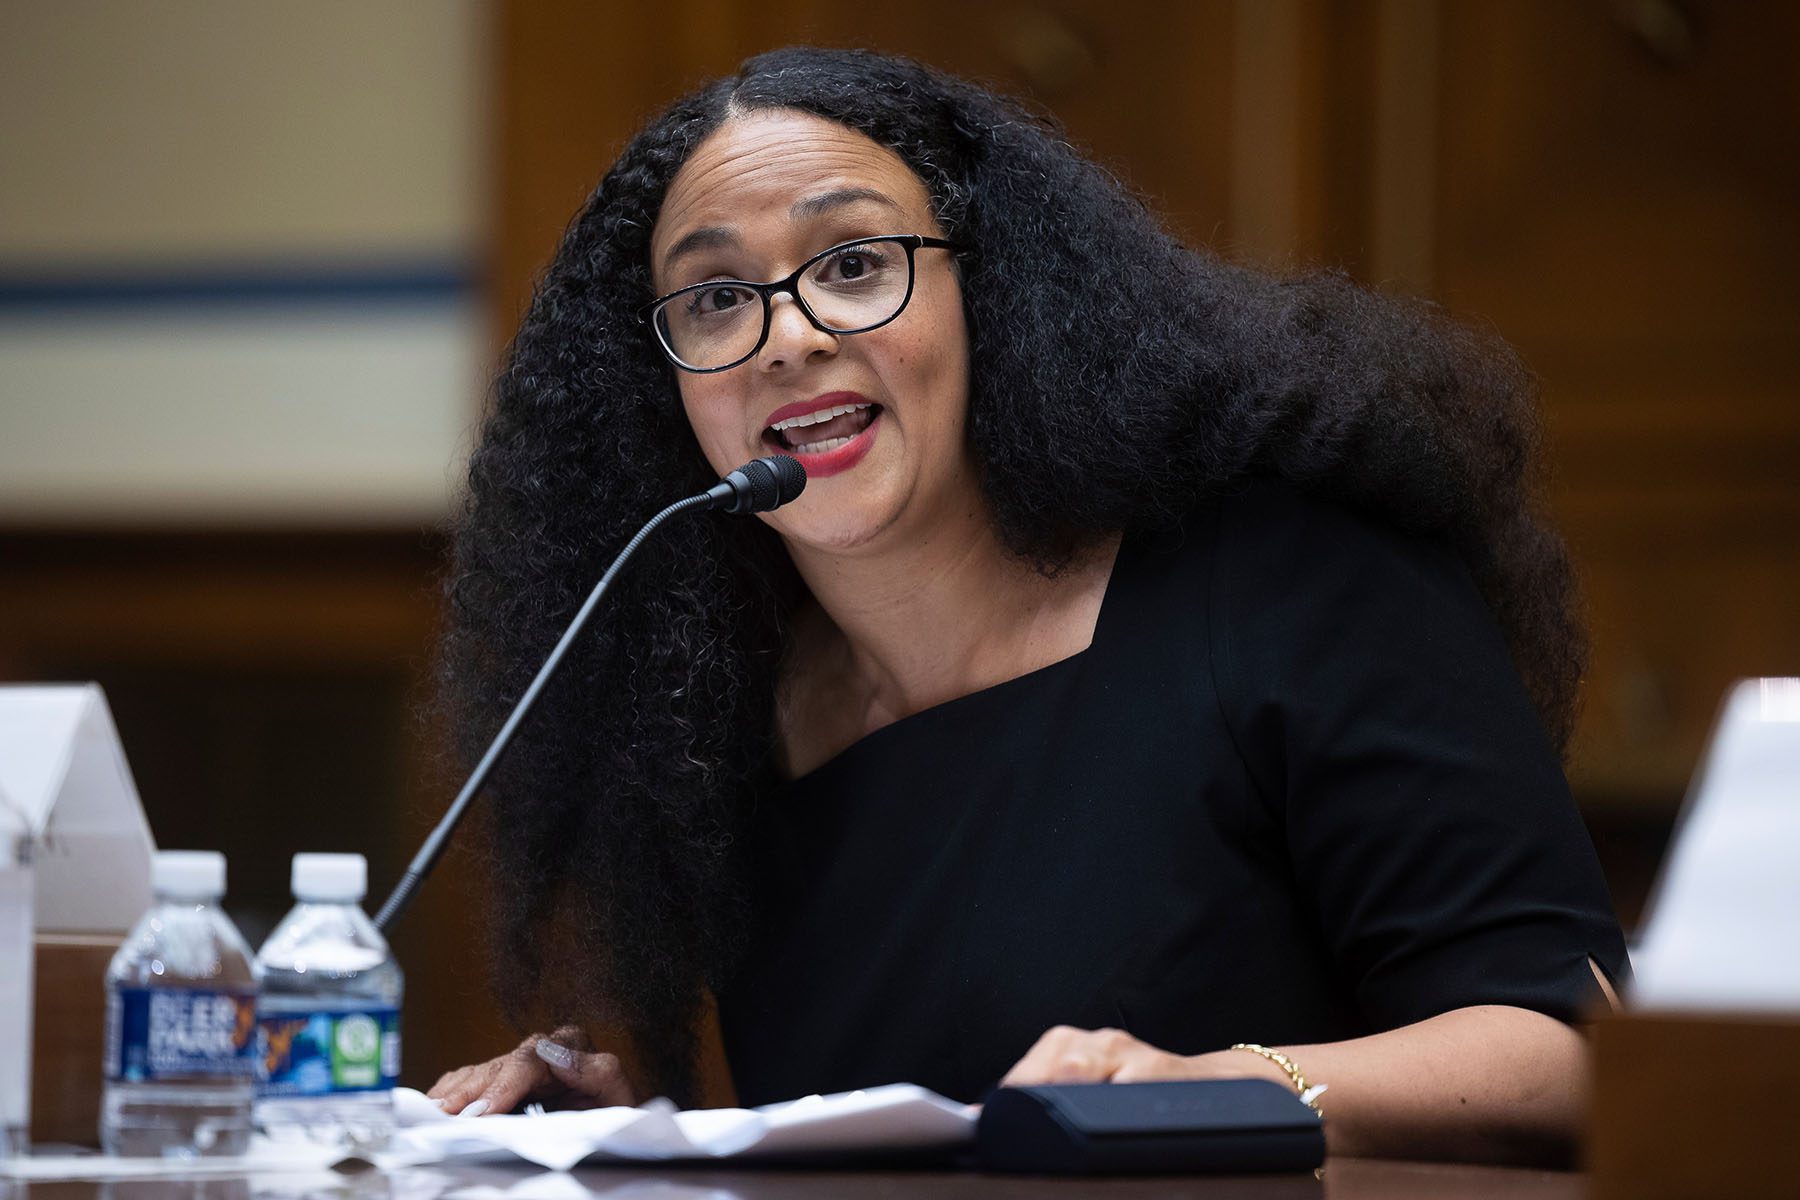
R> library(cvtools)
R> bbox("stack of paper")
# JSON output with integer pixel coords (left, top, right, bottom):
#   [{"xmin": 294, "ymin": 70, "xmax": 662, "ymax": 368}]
[
  {"xmin": 372, "ymin": 1084, "xmax": 977, "ymax": 1170},
  {"xmin": 0, "ymin": 1085, "xmax": 978, "ymax": 1181}
]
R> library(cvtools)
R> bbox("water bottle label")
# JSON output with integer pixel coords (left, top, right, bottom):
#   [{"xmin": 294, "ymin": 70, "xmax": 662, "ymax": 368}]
[
  {"xmin": 106, "ymin": 987, "xmax": 258, "ymax": 1082},
  {"xmin": 257, "ymin": 1008, "xmax": 401, "ymax": 1095}
]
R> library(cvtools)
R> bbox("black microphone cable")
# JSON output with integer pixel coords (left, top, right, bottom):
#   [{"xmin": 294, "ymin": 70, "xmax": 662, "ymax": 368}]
[{"xmin": 372, "ymin": 454, "xmax": 805, "ymax": 933}]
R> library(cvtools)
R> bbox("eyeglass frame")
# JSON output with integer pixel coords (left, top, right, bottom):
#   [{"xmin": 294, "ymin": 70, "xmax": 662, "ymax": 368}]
[{"xmin": 638, "ymin": 234, "xmax": 961, "ymax": 374}]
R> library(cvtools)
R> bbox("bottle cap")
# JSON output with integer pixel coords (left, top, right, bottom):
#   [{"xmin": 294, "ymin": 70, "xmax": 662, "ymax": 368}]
[
  {"xmin": 152, "ymin": 850, "xmax": 226, "ymax": 899},
  {"xmin": 292, "ymin": 852, "xmax": 367, "ymax": 902}
]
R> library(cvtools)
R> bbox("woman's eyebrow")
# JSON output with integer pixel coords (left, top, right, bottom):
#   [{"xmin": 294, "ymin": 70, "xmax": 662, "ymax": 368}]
[
  {"xmin": 661, "ymin": 189, "xmax": 901, "ymax": 273},
  {"xmin": 662, "ymin": 226, "xmax": 739, "ymax": 272},
  {"xmin": 789, "ymin": 187, "xmax": 902, "ymax": 221}
]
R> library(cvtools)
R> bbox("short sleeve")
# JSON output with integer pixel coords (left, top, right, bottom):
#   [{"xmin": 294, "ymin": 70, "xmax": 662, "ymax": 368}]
[{"xmin": 1208, "ymin": 480, "xmax": 1630, "ymax": 1030}]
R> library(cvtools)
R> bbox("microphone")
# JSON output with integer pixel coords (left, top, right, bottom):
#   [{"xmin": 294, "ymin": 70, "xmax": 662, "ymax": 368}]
[
  {"xmin": 372, "ymin": 454, "xmax": 806, "ymax": 933},
  {"xmin": 705, "ymin": 453, "xmax": 807, "ymax": 514}
]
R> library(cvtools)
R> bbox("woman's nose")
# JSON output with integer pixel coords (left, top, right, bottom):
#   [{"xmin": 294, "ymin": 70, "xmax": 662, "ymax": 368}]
[{"xmin": 757, "ymin": 294, "xmax": 837, "ymax": 370}]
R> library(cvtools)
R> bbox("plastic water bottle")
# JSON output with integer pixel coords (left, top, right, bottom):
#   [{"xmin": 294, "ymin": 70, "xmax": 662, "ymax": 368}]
[
  {"xmin": 101, "ymin": 850, "xmax": 259, "ymax": 1157},
  {"xmin": 254, "ymin": 853, "xmax": 403, "ymax": 1144}
]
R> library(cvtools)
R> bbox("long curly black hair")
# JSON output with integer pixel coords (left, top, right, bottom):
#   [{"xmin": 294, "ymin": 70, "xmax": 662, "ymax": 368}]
[{"xmin": 440, "ymin": 46, "xmax": 1584, "ymax": 1105}]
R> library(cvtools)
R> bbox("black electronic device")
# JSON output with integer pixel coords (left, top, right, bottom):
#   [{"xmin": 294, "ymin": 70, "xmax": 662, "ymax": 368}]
[{"xmin": 975, "ymin": 1079, "xmax": 1325, "ymax": 1175}]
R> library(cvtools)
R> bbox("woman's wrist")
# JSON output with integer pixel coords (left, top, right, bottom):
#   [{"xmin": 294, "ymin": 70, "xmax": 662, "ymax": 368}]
[
  {"xmin": 1227, "ymin": 1043, "xmax": 1328, "ymax": 1113},
  {"xmin": 1186, "ymin": 1046, "xmax": 1298, "ymax": 1086}
]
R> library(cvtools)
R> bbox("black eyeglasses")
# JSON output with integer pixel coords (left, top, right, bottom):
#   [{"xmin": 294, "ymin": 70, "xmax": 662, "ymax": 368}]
[{"xmin": 640, "ymin": 234, "xmax": 959, "ymax": 373}]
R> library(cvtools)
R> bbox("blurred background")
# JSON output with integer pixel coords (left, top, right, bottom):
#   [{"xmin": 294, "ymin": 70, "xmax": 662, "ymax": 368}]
[{"xmin": 2, "ymin": 0, "xmax": 1795, "ymax": 1089}]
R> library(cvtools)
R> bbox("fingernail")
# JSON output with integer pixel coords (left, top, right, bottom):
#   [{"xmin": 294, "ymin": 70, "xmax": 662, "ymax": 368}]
[
  {"xmin": 535, "ymin": 1039, "xmax": 578, "ymax": 1070},
  {"xmin": 430, "ymin": 1097, "xmax": 447, "ymax": 1109},
  {"xmin": 458, "ymin": 1098, "xmax": 490, "ymax": 1118}
]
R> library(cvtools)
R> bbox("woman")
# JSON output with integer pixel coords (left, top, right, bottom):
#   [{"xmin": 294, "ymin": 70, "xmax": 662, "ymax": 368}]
[{"xmin": 428, "ymin": 47, "xmax": 1628, "ymax": 1162}]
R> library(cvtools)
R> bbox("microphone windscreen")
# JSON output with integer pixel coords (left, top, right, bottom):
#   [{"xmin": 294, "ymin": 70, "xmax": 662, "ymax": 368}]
[
  {"xmin": 738, "ymin": 459, "xmax": 781, "ymax": 512},
  {"xmin": 763, "ymin": 454, "xmax": 808, "ymax": 508},
  {"xmin": 713, "ymin": 455, "xmax": 809, "ymax": 514}
]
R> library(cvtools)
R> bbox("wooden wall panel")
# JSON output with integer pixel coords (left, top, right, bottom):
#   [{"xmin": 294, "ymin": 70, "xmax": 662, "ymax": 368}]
[
  {"xmin": 494, "ymin": 1, "xmax": 1237, "ymax": 330},
  {"xmin": 1402, "ymin": 0, "xmax": 1800, "ymax": 805}
]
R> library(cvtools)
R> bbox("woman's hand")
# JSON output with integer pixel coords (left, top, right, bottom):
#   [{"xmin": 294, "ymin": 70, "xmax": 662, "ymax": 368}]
[
  {"xmin": 1000, "ymin": 1025, "xmax": 1291, "ymax": 1089},
  {"xmin": 1001, "ymin": 1009, "xmax": 1592, "ymax": 1165},
  {"xmin": 427, "ymin": 1025, "xmax": 639, "ymax": 1116}
]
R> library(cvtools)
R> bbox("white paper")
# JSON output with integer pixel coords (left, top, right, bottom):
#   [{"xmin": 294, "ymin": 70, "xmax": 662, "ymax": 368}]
[
  {"xmin": 1632, "ymin": 678, "xmax": 1800, "ymax": 1012},
  {"xmin": 0, "ymin": 1142, "xmax": 341, "ymax": 1180},
  {"xmin": 368, "ymin": 1085, "xmax": 977, "ymax": 1171},
  {"xmin": 0, "ymin": 683, "xmax": 156, "ymax": 933},
  {"xmin": 0, "ymin": 1085, "xmax": 977, "ymax": 1180},
  {"xmin": 440, "ymin": 1173, "xmax": 741, "ymax": 1199}
]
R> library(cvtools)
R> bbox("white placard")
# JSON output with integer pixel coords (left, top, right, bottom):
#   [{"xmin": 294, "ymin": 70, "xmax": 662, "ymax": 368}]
[
  {"xmin": 0, "ymin": 683, "xmax": 156, "ymax": 933},
  {"xmin": 0, "ymin": 851, "xmax": 32, "ymax": 1153},
  {"xmin": 0, "ymin": 683, "xmax": 155, "ymax": 1151},
  {"xmin": 1632, "ymin": 678, "xmax": 1800, "ymax": 1012}
]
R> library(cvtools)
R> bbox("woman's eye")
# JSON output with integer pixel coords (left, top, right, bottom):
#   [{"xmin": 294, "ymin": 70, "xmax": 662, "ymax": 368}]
[
  {"xmin": 815, "ymin": 246, "xmax": 891, "ymax": 284},
  {"xmin": 687, "ymin": 285, "xmax": 750, "ymax": 316}
]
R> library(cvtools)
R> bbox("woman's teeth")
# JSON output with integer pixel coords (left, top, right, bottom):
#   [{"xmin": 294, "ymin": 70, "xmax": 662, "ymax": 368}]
[
  {"xmin": 768, "ymin": 402, "xmax": 870, "ymax": 433},
  {"xmin": 790, "ymin": 434, "xmax": 854, "ymax": 455},
  {"xmin": 766, "ymin": 402, "xmax": 878, "ymax": 454}
]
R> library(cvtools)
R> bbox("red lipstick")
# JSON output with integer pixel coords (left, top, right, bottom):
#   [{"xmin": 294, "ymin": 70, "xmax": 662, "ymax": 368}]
[{"xmin": 762, "ymin": 391, "xmax": 881, "ymax": 479}]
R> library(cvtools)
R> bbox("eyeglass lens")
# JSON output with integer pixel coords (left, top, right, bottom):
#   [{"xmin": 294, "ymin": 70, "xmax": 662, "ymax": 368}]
[{"xmin": 655, "ymin": 239, "xmax": 913, "ymax": 370}]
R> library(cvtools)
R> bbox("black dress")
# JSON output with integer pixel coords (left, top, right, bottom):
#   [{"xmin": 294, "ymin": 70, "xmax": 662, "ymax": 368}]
[{"xmin": 717, "ymin": 480, "xmax": 1630, "ymax": 1106}]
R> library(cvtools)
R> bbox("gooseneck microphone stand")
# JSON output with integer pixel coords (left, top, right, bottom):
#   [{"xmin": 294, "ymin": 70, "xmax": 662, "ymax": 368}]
[{"xmin": 372, "ymin": 455, "xmax": 806, "ymax": 934}]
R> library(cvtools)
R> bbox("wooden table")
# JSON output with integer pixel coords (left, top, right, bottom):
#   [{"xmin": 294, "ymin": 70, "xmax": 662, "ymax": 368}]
[{"xmin": 0, "ymin": 1157, "xmax": 1584, "ymax": 1198}]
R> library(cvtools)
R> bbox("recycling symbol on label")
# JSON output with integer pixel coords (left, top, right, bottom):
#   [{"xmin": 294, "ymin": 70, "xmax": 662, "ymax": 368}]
[{"xmin": 335, "ymin": 1014, "xmax": 380, "ymax": 1062}]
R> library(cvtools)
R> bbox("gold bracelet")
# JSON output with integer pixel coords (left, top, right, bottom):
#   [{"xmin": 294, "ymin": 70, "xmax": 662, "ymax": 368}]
[{"xmin": 1230, "ymin": 1043, "xmax": 1327, "ymax": 1115}]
